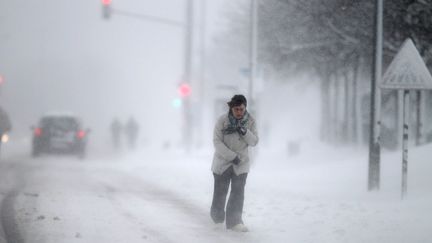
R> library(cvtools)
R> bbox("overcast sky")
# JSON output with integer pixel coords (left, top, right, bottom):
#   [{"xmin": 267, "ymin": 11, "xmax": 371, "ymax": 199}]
[{"xmin": 0, "ymin": 0, "xmax": 227, "ymax": 145}]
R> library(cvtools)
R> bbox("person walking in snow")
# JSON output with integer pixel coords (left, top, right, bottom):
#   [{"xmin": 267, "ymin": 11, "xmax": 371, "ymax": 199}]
[
  {"xmin": 210, "ymin": 94, "xmax": 259, "ymax": 232},
  {"xmin": 110, "ymin": 118, "xmax": 122, "ymax": 149},
  {"xmin": 125, "ymin": 116, "xmax": 139, "ymax": 149}
]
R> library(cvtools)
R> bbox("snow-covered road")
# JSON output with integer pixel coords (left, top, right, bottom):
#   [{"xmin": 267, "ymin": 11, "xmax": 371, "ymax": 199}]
[
  {"xmin": 5, "ymin": 155, "xmax": 243, "ymax": 243},
  {"xmin": 1, "ymin": 143, "xmax": 431, "ymax": 243}
]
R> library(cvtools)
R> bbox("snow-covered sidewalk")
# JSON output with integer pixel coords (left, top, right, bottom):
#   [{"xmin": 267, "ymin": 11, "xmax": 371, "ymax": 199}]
[
  {"xmin": 12, "ymin": 143, "xmax": 432, "ymax": 243},
  {"xmin": 115, "ymin": 144, "xmax": 432, "ymax": 243}
]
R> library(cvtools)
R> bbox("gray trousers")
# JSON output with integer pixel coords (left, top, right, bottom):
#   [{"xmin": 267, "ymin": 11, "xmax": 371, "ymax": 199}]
[{"xmin": 210, "ymin": 166, "xmax": 248, "ymax": 229}]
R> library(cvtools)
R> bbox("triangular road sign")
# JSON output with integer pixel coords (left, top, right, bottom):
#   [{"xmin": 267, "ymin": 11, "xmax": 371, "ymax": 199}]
[{"xmin": 381, "ymin": 38, "xmax": 432, "ymax": 90}]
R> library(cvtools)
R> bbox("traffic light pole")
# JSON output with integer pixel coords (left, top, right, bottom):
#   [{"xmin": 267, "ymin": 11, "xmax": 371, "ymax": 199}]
[
  {"xmin": 101, "ymin": 0, "xmax": 195, "ymax": 151},
  {"xmin": 101, "ymin": 0, "xmax": 183, "ymax": 26},
  {"xmin": 112, "ymin": 9, "xmax": 183, "ymax": 27}
]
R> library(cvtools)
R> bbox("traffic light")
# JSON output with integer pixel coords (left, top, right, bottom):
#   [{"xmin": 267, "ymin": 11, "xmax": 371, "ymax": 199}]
[
  {"xmin": 101, "ymin": 0, "xmax": 112, "ymax": 20},
  {"xmin": 172, "ymin": 83, "xmax": 191, "ymax": 109},
  {"xmin": 172, "ymin": 98, "xmax": 182, "ymax": 108},
  {"xmin": 178, "ymin": 83, "xmax": 191, "ymax": 98}
]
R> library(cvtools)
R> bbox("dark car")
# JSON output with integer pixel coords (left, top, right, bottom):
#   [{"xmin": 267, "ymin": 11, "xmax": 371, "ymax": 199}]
[{"xmin": 32, "ymin": 114, "xmax": 89, "ymax": 158}]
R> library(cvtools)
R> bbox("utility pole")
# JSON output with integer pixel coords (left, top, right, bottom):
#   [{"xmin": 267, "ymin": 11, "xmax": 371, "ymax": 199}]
[
  {"xmin": 197, "ymin": 0, "xmax": 206, "ymax": 148},
  {"xmin": 368, "ymin": 0, "xmax": 383, "ymax": 191},
  {"xmin": 249, "ymin": 0, "xmax": 257, "ymax": 109},
  {"xmin": 183, "ymin": 0, "xmax": 193, "ymax": 151}
]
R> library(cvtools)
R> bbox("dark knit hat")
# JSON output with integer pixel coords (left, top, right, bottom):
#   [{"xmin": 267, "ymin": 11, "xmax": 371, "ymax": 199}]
[{"xmin": 227, "ymin": 94, "xmax": 247, "ymax": 108}]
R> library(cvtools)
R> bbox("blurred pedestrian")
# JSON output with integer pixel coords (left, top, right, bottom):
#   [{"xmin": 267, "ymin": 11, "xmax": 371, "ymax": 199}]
[
  {"xmin": 0, "ymin": 106, "xmax": 11, "ymax": 155},
  {"xmin": 210, "ymin": 94, "xmax": 259, "ymax": 232},
  {"xmin": 110, "ymin": 118, "xmax": 122, "ymax": 149},
  {"xmin": 125, "ymin": 116, "xmax": 139, "ymax": 149}
]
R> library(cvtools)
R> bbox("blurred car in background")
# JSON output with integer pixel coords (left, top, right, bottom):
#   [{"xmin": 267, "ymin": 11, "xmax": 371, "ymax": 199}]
[
  {"xmin": 31, "ymin": 113, "xmax": 90, "ymax": 159},
  {"xmin": 1, "ymin": 134, "xmax": 9, "ymax": 144}
]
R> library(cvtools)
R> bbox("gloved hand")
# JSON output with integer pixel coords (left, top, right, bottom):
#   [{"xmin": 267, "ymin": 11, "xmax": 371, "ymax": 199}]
[
  {"xmin": 236, "ymin": 126, "xmax": 247, "ymax": 136},
  {"xmin": 231, "ymin": 156, "xmax": 241, "ymax": 165}
]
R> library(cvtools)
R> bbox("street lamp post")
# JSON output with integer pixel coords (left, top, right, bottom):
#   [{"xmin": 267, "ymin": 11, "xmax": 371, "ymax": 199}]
[
  {"xmin": 197, "ymin": 0, "xmax": 207, "ymax": 148},
  {"xmin": 182, "ymin": 0, "xmax": 193, "ymax": 151},
  {"xmin": 249, "ymin": 0, "xmax": 257, "ymax": 109},
  {"xmin": 368, "ymin": 0, "xmax": 383, "ymax": 191}
]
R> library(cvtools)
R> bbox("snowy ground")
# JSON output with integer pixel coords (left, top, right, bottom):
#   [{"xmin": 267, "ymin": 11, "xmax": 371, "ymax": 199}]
[{"xmin": 4, "ymin": 141, "xmax": 432, "ymax": 243}]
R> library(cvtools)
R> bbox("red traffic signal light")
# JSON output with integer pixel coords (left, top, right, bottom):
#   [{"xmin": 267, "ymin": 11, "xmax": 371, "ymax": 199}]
[
  {"xmin": 101, "ymin": 0, "xmax": 112, "ymax": 19},
  {"xmin": 178, "ymin": 83, "xmax": 191, "ymax": 97},
  {"xmin": 101, "ymin": 0, "xmax": 111, "ymax": 6}
]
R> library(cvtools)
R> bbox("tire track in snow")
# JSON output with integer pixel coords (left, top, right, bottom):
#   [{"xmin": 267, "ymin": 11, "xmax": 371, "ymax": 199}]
[
  {"xmin": 0, "ymin": 159, "xmax": 33, "ymax": 243},
  {"xmin": 101, "ymin": 184, "xmax": 178, "ymax": 243},
  {"xmin": 1, "ymin": 191, "xmax": 25, "ymax": 243},
  {"xmin": 97, "ymin": 170, "xmax": 254, "ymax": 243}
]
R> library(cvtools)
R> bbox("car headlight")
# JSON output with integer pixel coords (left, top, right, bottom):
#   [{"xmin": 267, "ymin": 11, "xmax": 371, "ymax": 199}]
[{"xmin": 1, "ymin": 134, "xmax": 9, "ymax": 143}]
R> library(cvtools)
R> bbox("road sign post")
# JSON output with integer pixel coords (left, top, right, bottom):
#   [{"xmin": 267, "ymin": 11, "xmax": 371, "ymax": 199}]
[
  {"xmin": 401, "ymin": 89, "xmax": 409, "ymax": 198},
  {"xmin": 381, "ymin": 38, "xmax": 432, "ymax": 199}
]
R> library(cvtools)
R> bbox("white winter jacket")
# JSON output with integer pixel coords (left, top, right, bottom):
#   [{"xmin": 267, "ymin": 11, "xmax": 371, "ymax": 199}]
[{"xmin": 211, "ymin": 113, "xmax": 259, "ymax": 175}]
